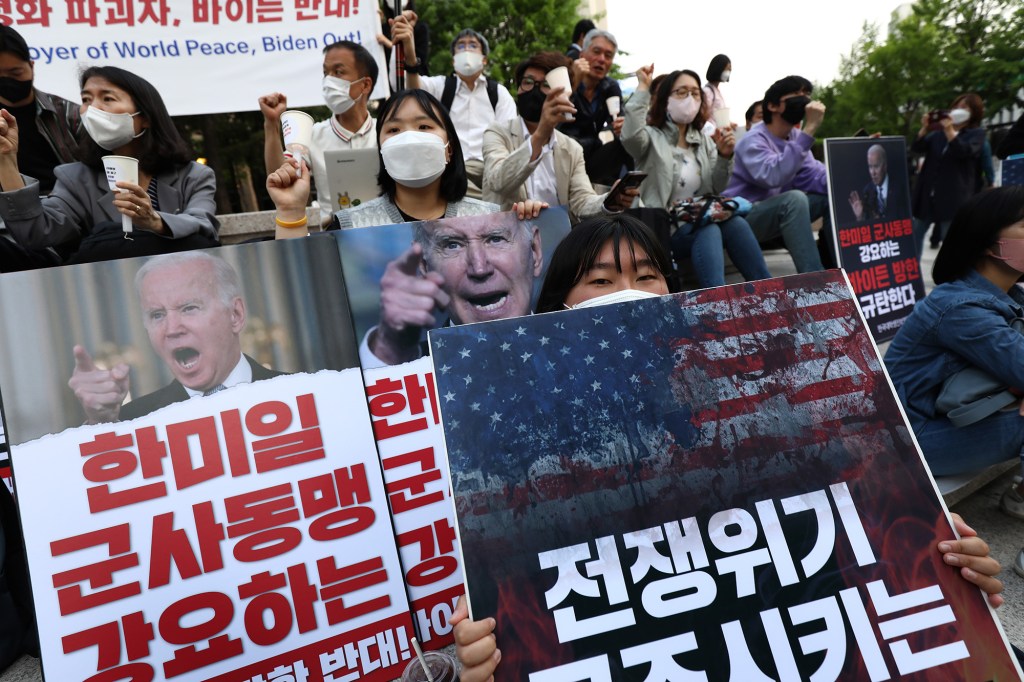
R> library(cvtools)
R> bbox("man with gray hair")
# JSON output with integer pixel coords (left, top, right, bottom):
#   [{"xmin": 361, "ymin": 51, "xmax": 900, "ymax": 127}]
[
  {"xmin": 69, "ymin": 251, "xmax": 282, "ymax": 423},
  {"xmin": 558, "ymin": 28, "xmax": 629, "ymax": 187},
  {"xmin": 849, "ymin": 143, "xmax": 903, "ymax": 223}
]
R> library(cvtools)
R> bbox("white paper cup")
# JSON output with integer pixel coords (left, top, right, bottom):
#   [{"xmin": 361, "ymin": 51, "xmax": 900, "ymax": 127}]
[
  {"xmin": 545, "ymin": 66, "xmax": 574, "ymax": 119},
  {"xmin": 281, "ymin": 110, "xmax": 314, "ymax": 176},
  {"xmin": 606, "ymin": 95, "xmax": 621, "ymax": 118},
  {"xmin": 102, "ymin": 155, "xmax": 139, "ymax": 233},
  {"xmin": 713, "ymin": 107, "xmax": 731, "ymax": 130}
]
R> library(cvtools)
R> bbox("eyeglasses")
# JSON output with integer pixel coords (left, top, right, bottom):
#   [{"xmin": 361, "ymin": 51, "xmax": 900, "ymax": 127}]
[
  {"xmin": 454, "ymin": 41, "xmax": 482, "ymax": 52},
  {"xmin": 519, "ymin": 76, "xmax": 552, "ymax": 93},
  {"xmin": 670, "ymin": 87, "xmax": 701, "ymax": 100}
]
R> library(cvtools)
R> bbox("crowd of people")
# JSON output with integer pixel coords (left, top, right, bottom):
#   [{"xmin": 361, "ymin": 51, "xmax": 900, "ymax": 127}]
[{"xmin": 0, "ymin": 8, "xmax": 1023, "ymax": 677}]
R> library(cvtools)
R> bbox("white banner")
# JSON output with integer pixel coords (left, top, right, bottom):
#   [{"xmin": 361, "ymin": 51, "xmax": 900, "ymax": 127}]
[{"xmin": 11, "ymin": 0, "xmax": 390, "ymax": 115}]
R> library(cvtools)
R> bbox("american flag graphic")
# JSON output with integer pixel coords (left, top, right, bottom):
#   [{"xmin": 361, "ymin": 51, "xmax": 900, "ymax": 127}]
[{"xmin": 429, "ymin": 272, "xmax": 1020, "ymax": 681}]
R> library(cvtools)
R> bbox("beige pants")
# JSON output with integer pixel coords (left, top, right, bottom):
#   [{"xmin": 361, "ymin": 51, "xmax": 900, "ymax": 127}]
[{"xmin": 464, "ymin": 158, "xmax": 484, "ymax": 199}]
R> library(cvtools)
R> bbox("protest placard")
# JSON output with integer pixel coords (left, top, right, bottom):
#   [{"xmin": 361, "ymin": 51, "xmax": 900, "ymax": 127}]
[
  {"xmin": 430, "ymin": 271, "xmax": 1022, "ymax": 681},
  {"xmin": 825, "ymin": 137, "xmax": 925, "ymax": 341},
  {"xmin": 1, "ymin": 240, "xmax": 415, "ymax": 681},
  {"xmin": 335, "ymin": 208, "xmax": 571, "ymax": 649},
  {"xmin": 11, "ymin": 1, "xmax": 389, "ymax": 115}
]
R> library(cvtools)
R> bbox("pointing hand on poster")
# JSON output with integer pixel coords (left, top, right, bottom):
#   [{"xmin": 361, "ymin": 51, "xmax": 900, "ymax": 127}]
[
  {"xmin": 451, "ymin": 594, "xmax": 501, "ymax": 682},
  {"xmin": 69, "ymin": 345, "xmax": 130, "ymax": 425},
  {"xmin": 371, "ymin": 244, "xmax": 448, "ymax": 365}
]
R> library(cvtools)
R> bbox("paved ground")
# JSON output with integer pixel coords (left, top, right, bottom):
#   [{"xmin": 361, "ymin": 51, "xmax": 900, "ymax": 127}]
[{"xmin": 4, "ymin": 241, "xmax": 1022, "ymax": 680}]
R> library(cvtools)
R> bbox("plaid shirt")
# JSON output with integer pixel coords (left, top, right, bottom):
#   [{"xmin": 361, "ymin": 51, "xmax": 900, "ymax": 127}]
[{"xmin": 34, "ymin": 88, "xmax": 80, "ymax": 165}]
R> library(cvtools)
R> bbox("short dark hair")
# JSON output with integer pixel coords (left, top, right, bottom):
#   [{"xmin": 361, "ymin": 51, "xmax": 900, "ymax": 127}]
[
  {"xmin": 450, "ymin": 28, "xmax": 489, "ymax": 55},
  {"xmin": 762, "ymin": 75, "xmax": 812, "ymax": 124},
  {"xmin": 933, "ymin": 186, "xmax": 1024, "ymax": 283},
  {"xmin": 375, "ymin": 89, "xmax": 468, "ymax": 203},
  {"xmin": 0, "ymin": 25, "xmax": 30, "ymax": 62},
  {"xmin": 706, "ymin": 54, "xmax": 730, "ymax": 83},
  {"xmin": 648, "ymin": 69, "xmax": 706, "ymax": 132},
  {"xmin": 572, "ymin": 19, "xmax": 596, "ymax": 45},
  {"xmin": 951, "ymin": 92, "xmax": 984, "ymax": 129},
  {"xmin": 514, "ymin": 51, "xmax": 573, "ymax": 91},
  {"xmin": 535, "ymin": 214, "xmax": 673, "ymax": 313},
  {"xmin": 745, "ymin": 100, "xmax": 762, "ymax": 124},
  {"xmin": 323, "ymin": 40, "xmax": 379, "ymax": 88},
  {"xmin": 78, "ymin": 66, "xmax": 192, "ymax": 176}
]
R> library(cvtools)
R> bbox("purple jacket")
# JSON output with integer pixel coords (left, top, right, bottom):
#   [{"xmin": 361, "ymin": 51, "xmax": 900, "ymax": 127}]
[{"xmin": 724, "ymin": 122, "xmax": 827, "ymax": 201}]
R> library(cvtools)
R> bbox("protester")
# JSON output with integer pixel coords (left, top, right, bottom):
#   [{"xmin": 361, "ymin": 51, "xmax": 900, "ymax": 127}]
[
  {"xmin": 558, "ymin": 28, "xmax": 630, "ymax": 187},
  {"xmin": 395, "ymin": 21, "xmax": 516, "ymax": 198},
  {"xmin": 997, "ymin": 112, "xmax": 1024, "ymax": 159},
  {"xmin": 259, "ymin": 40, "xmax": 379, "ymax": 225},
  {"xmin": 725, "ymin": 75, "xmax": 833, "ymax": 272},
  {"xmin": 0, "ymin": 66, "xmax": 218, "ymax": 263},
  {"xmin": 911, "ymin": 93, "xmax": 986, "ymax": 254},
  {"xmin": 622, "ymin": 65, "xmax": 771, "ymax": 288},
  {"xmin": 702, "ymin": 53, "xmax": 730, "ymax": 124},
  {"xmin": 68, "ymin": 251, "xmax": 281, "ymax": 423},
  {"xmin": 482, "ymin": 51, "xmax": 636, "ymax": 223},
  {"xmin": 744, "ymin": 100, "xmax": 763, "ymax": 131},
  {"xmin": 565, "ymin": 19, "xmax": 596, "ymax": 60}
]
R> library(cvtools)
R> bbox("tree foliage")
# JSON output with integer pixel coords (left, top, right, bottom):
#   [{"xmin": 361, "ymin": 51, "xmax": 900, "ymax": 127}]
[
  {"xmin": 417, "ymin": 0, "xmax": 582, "ymax": 89},
  {"xmin": 817, "ymin": 0, "xmax": 1024, "ymax": 141}
]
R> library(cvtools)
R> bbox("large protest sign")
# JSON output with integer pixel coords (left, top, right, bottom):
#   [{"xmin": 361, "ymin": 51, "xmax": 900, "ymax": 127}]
[
  {"xmin": 825, "ymin": 137, "xmax": 924, "ymax": 341},
  {"xmin": 1, "ymin": 240, "xmax": 415, "ymax": 681},
  {"xmin": 335, "ymin": 208, "xmax": 572, "ymax": 649},
  {"xmin": 430, "ymin": 271, "xmax": 1022, "ymax": 681},
  {"xmin": 12, "ymin": 2, "xmax": 389, "ymax": 115}
]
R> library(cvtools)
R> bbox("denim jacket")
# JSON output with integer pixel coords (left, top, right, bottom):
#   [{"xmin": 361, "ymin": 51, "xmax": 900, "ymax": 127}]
[{"xmin": 883, "ymin": 269, "xmax": 1024, "ymax": 432}]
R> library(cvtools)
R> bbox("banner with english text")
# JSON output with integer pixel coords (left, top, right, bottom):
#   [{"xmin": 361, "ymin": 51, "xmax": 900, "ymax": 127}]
[{"xmin": 11, "ymin": 0, "xmax": 389, "ymax": 115}]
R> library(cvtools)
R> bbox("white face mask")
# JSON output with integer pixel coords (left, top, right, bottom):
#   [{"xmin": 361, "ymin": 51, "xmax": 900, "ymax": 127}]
[
  {"xmin": 380, "ymin": 130, "xmax": 449, "ymax": 188},
  {"xmin": 667, "ymin": 95, "xmax": 700, "ymax": 125},
  {"xmin": 569, "ymin": 289, "xmax": 661, "ymax": 309},
  {"xmin": 950, "ymin": 108, "xmax": 971, "ymax": 125},
  {"xmin": 322, "ymin": 75, "xmax": 360, "ymax": 115},
  {"xmin": 82, "ymin": 106, "xmax": 144, "ymax": 151},
  {"xmin": 453, "ymin": 51, "xmax": 484, "ymax": 78},
  {"xmin": 720, "ymin": 70, "xmax": 731, "ymax": 82}
]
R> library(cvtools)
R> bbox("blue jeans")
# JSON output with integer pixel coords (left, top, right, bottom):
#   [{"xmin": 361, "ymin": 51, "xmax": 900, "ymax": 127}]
[
  {"xmin": 745, "ymin": 190, "xmax": 824, "ymax": 273},
  {"xmin": 915, "ymin": 409, "xmax": 1024, "ymax": 476},
  {"xmin": 912, "ymin": 217, "xmax": 950, "ymax": 259},
  {"xmin": 672, "ymin": 215, "xmax": 773, "ymax": 287},
  {"xmin": 806, "ymin": 192, "xmax": 836, "ymax": 269}
]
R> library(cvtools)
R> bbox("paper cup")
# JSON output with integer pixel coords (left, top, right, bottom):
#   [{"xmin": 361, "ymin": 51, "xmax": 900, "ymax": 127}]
[
  {"xmin": 713, "ymin": 107, "xmax": 731, "ymax": 130},
  {"xmin": 281, "ymin": 110, "xmax": 314, "ymax": 176},
  {"xmin": 605, "ymin": 95, "xmax": 621, "ymax": 118},
  {"xmin": 400, "ymin": 652, "xmax": 459, "ymax": 682},
  {"xmin": 102, "ymin": 155, "xmax": 139, "ymax": 234},
  {"xmin": 545, "ymin": 66, "xmax": 574, "ymax": 119}
]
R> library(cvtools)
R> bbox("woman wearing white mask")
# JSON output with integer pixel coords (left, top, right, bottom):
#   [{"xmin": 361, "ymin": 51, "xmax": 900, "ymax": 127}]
[
  {"xmin": 621, "ymin": 65, "xmax": 771, "ymax": 289},
  {"xmin": 702, "ymin": 53, "xmax": 730, "ymax": 123},
  {"xmin": 912, "ymin": 92, "xmax": 987, "ymax": 256},
  {"xmin": 0, "ymin": 65, "xmax": 217, "ymax": 262},
  {"xmin": 268, "ymin": 89, "xmax": 545, "ymax": 231}
]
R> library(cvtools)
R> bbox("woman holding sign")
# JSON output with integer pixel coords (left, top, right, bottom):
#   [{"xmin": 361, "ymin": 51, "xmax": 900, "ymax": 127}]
[{"xmin": 0, "ymin": 65, "xmax": 218, "ymax": 263}]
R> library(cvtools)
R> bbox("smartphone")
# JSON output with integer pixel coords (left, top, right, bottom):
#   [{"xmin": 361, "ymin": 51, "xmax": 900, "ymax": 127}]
[
  {"xmin": 927, "ymin": 110, "xmax": 949, "ymax": 131},
  {"xmin": 604, "ymin": 171, "xmax": 648, "ymax": 208}
]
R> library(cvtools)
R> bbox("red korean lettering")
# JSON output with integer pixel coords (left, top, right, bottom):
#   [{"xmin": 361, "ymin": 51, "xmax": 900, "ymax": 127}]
[
  {"xmin": 159, "ymin": 592, "xmax": 243, "ymax": 677},
  {"xmin": 50, "ymin": 525, "xmax": 141, "ymax": 616}
]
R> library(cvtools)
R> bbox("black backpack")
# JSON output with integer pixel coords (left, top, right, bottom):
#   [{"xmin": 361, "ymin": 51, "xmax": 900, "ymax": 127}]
[
  {"xmin": 0, "ymin": 481, "xmax": 37, "ymax": 671},
  {"xmin": 440, "ymin": 74, "xmax": 499, "ymax": 113}
]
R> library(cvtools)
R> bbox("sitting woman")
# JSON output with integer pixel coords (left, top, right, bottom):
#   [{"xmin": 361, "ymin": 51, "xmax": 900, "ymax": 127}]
[
  {"xmin": 452, "ymin": 212, "xmax": 1010, "ymax": 682},
  {"xmin": 268, "ymin": 89, "xmax": 544, "ymax": 233},
  {"xmin": 621, "ymin": 64, "xmax": 771, "ymax": 289},
  {"xmin": 0, "ymin": 65, "xmax": 218, "ymax": 263}
]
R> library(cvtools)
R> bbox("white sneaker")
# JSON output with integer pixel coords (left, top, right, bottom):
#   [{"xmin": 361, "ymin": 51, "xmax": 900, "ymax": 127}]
[
  {"xmin": 1015, "ymin": 548, "xmax": 1024, "ymax": 579},
  {"xmin": 1001, "ymin": 476, "xmax": 1024, "ymax": 521}
]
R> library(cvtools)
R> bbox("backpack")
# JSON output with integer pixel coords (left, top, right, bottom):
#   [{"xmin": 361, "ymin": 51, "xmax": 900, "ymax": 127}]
[
  {"xmin": 440, "ymin": 74, "xmax": 499, "ymax": 113},
  {"xmin": 0, "ymin": 481, "xmax": 38, "ymax": 671}
]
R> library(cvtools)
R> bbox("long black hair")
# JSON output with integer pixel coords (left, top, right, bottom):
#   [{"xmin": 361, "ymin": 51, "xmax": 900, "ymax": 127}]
[
  {"xmin": 375, "ymin": 89, "xmax": 468, "ymax": 203},
  {"xmin": 934, "ymin": 186, "xmax": 1024, "ymax": 284},
  {"xmin": 78, "ymin": 66, "xmax": 192, "ymax": 175},
  {"xmin": 535, "ymin": 214, "xmax": 673, "ymax": 313}
]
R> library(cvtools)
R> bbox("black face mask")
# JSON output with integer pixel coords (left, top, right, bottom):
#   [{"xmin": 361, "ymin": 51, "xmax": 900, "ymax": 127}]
[
  {"xmin": 517, "ymin": 88, "xmax": 546, "ymax": 123},
  {"xmin": 780, "ymin": 95, "xmax": 810, "ymax": 125},
  {"xmin": 0, "ymin": 77, "xmax": 32, "ymax": 103}
]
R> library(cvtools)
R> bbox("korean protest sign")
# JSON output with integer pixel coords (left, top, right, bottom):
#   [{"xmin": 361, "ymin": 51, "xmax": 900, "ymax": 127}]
[
  {"xmin": 10, "ymin": 1, "xmax": 389, "ymax": 115},
  {"xmin": 825, "ymin": 137, "xmax": 924, "ymax": 341},
  {"xmin": 1, "ymin": 239, "xmax": 416, "ymax": 681},
  {"xmin": 430, "ymin": 271, "xmax": 1022, "ymax": 681},
  {"xmin": 335, "ymin": 208, "xmax": 571, "ymax": 649}
]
